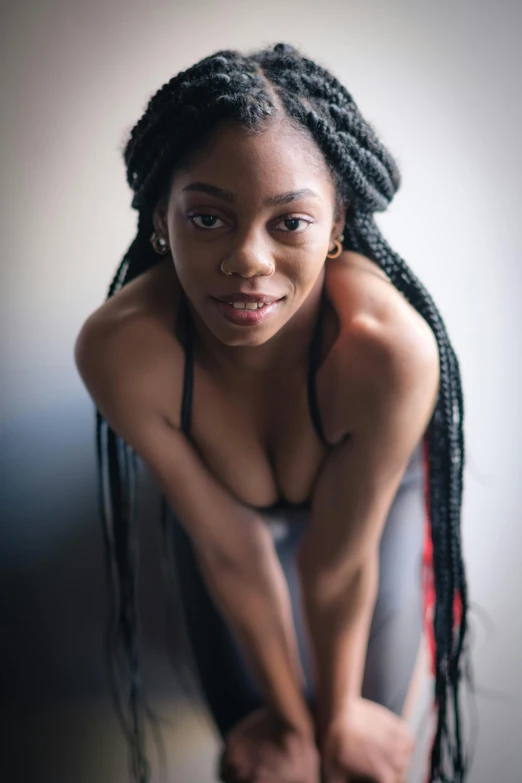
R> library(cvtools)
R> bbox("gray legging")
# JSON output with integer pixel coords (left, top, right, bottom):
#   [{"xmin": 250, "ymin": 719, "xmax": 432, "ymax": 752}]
[{"xmin": 169, "ymin": 439, "xmax": 425, "ymax": 740}]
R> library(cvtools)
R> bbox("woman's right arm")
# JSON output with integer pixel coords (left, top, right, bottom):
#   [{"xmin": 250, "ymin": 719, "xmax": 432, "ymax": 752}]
[{"xmin": 74, "ymin": 312, "xmax": 314, "ymax": 740}]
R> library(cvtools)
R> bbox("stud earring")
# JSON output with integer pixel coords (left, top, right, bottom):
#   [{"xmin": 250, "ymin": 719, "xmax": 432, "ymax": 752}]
[{"xmin": 150, "ymin": 231, "xmax": 170, "ymax": 254}]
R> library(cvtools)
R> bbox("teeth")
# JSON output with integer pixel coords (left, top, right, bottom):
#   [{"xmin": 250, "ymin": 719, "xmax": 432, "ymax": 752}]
[{"xmin": 229, "ymin": 301, "xmax": 267, "ymax": 310}]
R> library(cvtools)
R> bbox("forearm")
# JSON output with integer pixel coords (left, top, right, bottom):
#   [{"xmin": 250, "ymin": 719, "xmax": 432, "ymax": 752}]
[
  {"xmin": 298, "ymin": 550, "xmax": 379, "ymax": 742},
  {"xmin": 194, "ymin": 533, "xmax": 314, "ymax": 738}
]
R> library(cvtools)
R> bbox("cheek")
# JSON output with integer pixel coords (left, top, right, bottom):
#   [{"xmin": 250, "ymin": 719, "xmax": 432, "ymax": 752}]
[
  {"xmin": 168, "ymin": 234, "xmax": 213, "ymax": 281},
  {"xmin": 172, "ymin": 265, "xmax": 209, "ymax": 305},
  {"xmin": 282, "ymin": 251, "xmax": 326, "ymax": 285}
]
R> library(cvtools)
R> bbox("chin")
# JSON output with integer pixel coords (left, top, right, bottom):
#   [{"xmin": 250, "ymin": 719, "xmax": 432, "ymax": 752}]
[{"xmin": 213, "ymin": 324, "xmax": 276, "ymax": 348}]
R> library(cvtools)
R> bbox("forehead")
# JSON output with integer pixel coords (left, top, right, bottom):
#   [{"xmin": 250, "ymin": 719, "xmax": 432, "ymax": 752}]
[{"xmin": 172, "ymin": 117, "xmax": 335, "ymax": 201}]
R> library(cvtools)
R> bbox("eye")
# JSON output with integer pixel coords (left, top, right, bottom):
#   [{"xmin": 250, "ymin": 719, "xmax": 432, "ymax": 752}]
[
  {"xmin": 274, "ymin": 216, "xmax": 313, "ymax": 233},
  {"xmin": 188, "ymin": 213, "xmax": 227, "ymax": 230}
]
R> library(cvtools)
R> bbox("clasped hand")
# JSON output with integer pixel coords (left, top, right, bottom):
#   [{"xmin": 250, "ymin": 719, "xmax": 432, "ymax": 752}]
[
  {"xmin": 218, "ymin": 706, "xmax": 319, "ymax": 783},
  {"xmin": 218, "ymin": 698, "xmax": 415, "ymax": 783}
]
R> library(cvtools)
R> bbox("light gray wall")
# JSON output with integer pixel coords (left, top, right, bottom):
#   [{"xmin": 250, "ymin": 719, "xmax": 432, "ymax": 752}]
[{"xmin": 1, "ymin": 1, "xmax": 521, "ymax": 781}]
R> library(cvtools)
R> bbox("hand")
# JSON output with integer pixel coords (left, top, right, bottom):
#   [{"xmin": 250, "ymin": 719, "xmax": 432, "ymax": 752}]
[
  {"xmin": 218, "ymin": 706, "xmax": 320, "ymax": 783},
  {"xmin": 320, "ymin": 697, "xmax": 415, "ymax": 783}
]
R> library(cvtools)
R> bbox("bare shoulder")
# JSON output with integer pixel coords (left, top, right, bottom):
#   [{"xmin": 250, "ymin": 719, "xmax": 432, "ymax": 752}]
[
  {"xmin": 74, "ymin": 259, "xmax": 184, "ymax": 434},
  {"xmin": 322, "ymin": 250, "xmax": 440, "ymax": 440},
  {"xmin": 84, "ymin": 258, "xmax": 180, "ymax": 328},
  {"xmin": 326, "ymin": 250, "xmax": 430, "ymax": 333}
]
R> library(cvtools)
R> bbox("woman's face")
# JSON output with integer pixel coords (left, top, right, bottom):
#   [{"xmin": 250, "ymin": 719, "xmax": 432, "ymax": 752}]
[{"xmin": 154, "ymin": 117, "xmax": 345, "ymax": 347}]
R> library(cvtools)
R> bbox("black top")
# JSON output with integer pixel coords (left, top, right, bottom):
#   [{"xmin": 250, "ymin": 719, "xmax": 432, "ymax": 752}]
[{"xmin": 177, "ymin": 291, "xmax": 332, "ymax": 513}]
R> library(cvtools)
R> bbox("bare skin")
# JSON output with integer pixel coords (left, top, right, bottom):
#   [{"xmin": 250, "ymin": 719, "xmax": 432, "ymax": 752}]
[
  {"xmin": 77, "ymin": 117, "xmax": 438, "ymax": 782},
  {"xmin": 83, "ymin": 248, "xmax": 415, "ymax": 509}
]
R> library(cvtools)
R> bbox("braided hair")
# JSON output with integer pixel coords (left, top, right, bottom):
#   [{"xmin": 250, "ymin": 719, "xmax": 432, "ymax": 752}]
[{"xmin": 96, "ymin": 42, "xmax": 472, "ymax": 782}]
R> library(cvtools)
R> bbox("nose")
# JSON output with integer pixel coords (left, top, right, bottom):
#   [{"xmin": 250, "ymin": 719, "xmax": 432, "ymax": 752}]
[{"xmin": 222, "ymin": 233, "xmax": 275, "ymax": 278}]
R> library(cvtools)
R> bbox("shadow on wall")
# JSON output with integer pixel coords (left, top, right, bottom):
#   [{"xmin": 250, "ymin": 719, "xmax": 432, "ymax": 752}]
[{"xmin": 1, "ymin": 399, "xmax": 208, "ymax": 781}]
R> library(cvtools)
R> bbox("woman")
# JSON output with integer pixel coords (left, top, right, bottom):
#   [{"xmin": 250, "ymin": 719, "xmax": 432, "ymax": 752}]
[{"xmin": 75, "ymin": 43, "xmax": 470, "ymax": 783}]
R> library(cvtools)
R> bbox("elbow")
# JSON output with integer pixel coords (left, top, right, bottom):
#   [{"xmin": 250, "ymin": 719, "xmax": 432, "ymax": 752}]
[
  {"xmin": 194, "ymin": 529, "xmax": 271, "ymax": 580},
  {"xmin": 296, "ymin": 536, "xmax": 360, "ymax": 582},
  {"xmin": 193, "ymin": 540, "xmax": 243, "ymax": 576},
  {"xmin": 297, "ymin": 545, "xmax": 379, "ymax": 605}
]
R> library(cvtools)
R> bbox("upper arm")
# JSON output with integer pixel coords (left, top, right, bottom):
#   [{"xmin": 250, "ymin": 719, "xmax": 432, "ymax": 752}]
[
  {"xmin": 74, "ymin": 314, "xmax": 270, "ymax": 565},
  {"xmin": 297, "ymin": 316, "xmax": 440, "ymax": 587},
  {"xmin": 125, "ymin": 415, "xmax": 271, "ymax": 565}
]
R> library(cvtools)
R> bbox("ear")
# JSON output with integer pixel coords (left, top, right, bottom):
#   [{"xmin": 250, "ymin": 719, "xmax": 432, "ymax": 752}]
[
  {"xmin": 152, "ymin": 196, "xmax": 169, "ymax": 237},
  {"xmin": 329, "ymin": 202, "xmax": 347, "ymax": 246}
]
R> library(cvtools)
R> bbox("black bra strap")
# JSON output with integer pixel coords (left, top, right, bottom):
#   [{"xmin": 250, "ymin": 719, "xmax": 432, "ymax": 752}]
[
  {"xmin": 307, "ymin": 298, "xmax": 331, "ymax": 448},
  {"xmin": 179, "ymin": 292, "xmax": 193, "ymax": 437}
]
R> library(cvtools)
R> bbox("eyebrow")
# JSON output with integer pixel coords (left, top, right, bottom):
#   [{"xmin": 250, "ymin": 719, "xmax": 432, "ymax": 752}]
[{"xmin": 181, "ymin": 181, "xmax": 321, "ymax": 206}]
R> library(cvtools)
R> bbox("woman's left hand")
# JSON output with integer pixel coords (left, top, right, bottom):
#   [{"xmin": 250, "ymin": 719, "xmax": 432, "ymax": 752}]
[{"xmin": 218, "ymin": 706, "xmax": 320, "ymax": 783}]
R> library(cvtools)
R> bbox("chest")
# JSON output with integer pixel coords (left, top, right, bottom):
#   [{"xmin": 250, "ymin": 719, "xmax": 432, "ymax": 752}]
[{"xmin": 187, "ymin": 363, "xmax": 331, "ymax": 509}]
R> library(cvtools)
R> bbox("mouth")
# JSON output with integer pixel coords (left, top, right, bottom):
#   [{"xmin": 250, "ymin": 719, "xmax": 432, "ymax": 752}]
[
  {"xmin": 214, "ymin": 292, "xmax": 283, "ymax": 308},
  {"xmin": 211, "ymin": 295, "xmax": 285, "ymax": 326}
]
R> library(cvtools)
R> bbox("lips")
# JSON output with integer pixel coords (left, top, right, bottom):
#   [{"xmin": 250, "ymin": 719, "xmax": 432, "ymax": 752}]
[
  {"xmin": 214, "ymin": 292, "xmax": 283, "ymax": 304},
  {"xmin": 212, "ymin": 296, "xmax": 282, "ymax": 326}
]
